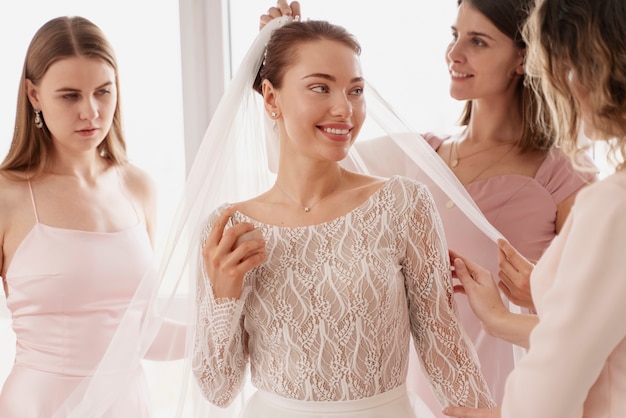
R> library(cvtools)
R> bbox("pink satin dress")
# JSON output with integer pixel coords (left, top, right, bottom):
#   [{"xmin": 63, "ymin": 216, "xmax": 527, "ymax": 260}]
[{"xmin": 0, "ymin": 180, "xmax": 155, "ymax": 417}]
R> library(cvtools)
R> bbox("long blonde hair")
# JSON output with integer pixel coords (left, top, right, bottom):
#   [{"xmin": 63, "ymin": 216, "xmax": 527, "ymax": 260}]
[
  {"xmin": 1, "ymin": 16, "xmax": 127, "ymax": 178},
  {"xmin": 524, "ymin": 0, "xmax": 626, "ymax": 171}
]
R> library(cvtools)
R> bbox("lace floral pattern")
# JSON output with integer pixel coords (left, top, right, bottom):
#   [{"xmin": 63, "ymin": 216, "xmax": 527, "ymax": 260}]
[{"xmin": 194, "ymin": 176, "xmax": 494, "ymax": 409}]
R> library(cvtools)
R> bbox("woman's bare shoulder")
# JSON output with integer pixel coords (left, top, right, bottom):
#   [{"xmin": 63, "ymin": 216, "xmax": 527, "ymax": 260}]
[
  {"xmin": 0, "ymin": 170, "xmax": 29, "ymax": 199},
  {"xmin": 116, "ymin": 163, "xmax": 157, "ymax": 202},
  {"xmin": 0, "ymin": 171, "xmax": 31, "ymax": 228},
  {"xmin": 118, "ymin": 163, "xmax": 154, "ymax": 187}
]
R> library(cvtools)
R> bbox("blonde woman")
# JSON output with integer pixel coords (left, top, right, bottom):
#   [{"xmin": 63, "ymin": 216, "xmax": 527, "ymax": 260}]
[{"xmin": 0, "ymin": 16, "xmax": 184, "ymax": 417}]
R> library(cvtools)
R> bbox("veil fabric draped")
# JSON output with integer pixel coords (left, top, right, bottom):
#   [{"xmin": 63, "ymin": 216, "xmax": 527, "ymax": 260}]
[{"xmin": 48, "ymin": 15, "xmax": 504, "ymax": 417}]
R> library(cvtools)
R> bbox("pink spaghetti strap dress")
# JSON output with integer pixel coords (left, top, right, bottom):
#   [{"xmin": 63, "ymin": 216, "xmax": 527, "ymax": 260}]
[{"xmin": 0, "ymin": 179, "xmax": 155, "ymax": 417}]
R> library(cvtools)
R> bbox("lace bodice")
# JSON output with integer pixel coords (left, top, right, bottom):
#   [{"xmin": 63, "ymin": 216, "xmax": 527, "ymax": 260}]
[{"xmin": 193, "ymin": 176, "xmax": 494, "ymax": 409}]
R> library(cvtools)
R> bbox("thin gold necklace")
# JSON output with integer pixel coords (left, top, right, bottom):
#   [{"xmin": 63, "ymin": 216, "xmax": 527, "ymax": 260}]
[
  {"xmin": 444, "ymin": 144, "xmax": 515, "ymax": 209},
  {"xmin": 461, "ymin": 144, "xmax": 515, "ymax": 185},
  {"xmin": 274, "ymin": 170, "xmax": 344, "ymax": 212},
  {"xmin": 448, "ymin": 138, "xmax": 512, "ymax": 168}
]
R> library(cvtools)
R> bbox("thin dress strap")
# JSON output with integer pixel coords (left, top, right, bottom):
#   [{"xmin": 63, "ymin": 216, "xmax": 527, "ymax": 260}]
[
  {"xmin": 26, "ymin": 178, "xmax": 40, "ymax": 224},
  {"xmin": 115, "ymin": 165, "xmax": 141, "ymax": 224}
]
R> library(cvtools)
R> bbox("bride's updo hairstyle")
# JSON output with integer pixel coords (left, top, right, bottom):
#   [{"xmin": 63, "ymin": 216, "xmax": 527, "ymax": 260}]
[{"xmin": 253, "ymin": 19, "xmax": 361, "ymax": 95}]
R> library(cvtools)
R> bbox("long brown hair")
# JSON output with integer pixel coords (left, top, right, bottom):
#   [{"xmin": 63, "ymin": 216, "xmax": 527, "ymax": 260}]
[
  {"xmin": 457, "ymin": 0, "xmax": 554, "ymax": 153},
  {"xmin": 1, "ymin": 16, "xmax": 127, "ymax": 178}
]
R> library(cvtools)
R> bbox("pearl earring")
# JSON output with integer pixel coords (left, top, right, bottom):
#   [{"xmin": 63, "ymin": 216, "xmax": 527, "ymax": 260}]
[{"xmin": 34, "ymin": 110, "xmax": 43, "ymax": 129}]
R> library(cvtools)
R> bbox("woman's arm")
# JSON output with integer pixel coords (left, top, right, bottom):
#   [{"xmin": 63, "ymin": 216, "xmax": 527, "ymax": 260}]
[
  {"xmin": 445, "ymin": 178, "xmax": 626, "ymax": 418},
  {"xmin": 193, "ymin": 206, "xmax": 266, "ymax": 407},
  {"xmin": 500, "ymin": 180, "xmax": 626, "ymax": 417},
  {"xmin": 404, "ymin": 182, "xmax": 495, "ymax": 409}
]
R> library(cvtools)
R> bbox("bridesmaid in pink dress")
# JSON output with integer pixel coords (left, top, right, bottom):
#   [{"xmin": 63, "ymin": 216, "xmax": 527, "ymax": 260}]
[
  {"xmin": 0, "ymin": 16, "xmax": 185, "ymax": 417},
  {"xmin": 442, "ymin": 0, "xmax": 626, "ymax": 416},
  {"xmin": 261, "ymin": 1, "xmax": 595, "ymax": 415}
]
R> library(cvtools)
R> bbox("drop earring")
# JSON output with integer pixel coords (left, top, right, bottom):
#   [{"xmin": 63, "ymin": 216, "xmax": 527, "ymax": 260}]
[
  {"xmin": 271, "ymin": 111, "xmax": 278, "ymax": 118},
  {"xmin": 34, "ymin": 109, "xmax": 43, "ymax": 129}
]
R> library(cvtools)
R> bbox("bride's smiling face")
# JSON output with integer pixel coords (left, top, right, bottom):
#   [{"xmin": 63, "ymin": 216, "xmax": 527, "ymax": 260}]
[{"xmin": 266, "ymin": 39, "xmax": 366, "ymax": 162}]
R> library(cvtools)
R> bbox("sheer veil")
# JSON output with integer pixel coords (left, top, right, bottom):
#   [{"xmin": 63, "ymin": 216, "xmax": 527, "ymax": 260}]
[
  {"xmin": 50, "ymin": 15, "xmax": 504, "ymax": 417},
  {"xmin": 171, "ymin": 14, "xmax": 505, "ymax": 416}
]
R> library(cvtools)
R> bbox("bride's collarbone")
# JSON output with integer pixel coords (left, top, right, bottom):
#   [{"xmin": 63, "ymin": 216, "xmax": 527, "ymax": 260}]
[{"xmin": 240, "ymin": 181, "xmax": 383, "ymax": 228}]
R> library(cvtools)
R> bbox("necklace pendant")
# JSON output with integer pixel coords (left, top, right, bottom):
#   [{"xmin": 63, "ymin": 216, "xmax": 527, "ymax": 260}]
[
  {"xmin": 304, "ymin": 207, "xmax": 311, "ymax": 212},
  {"xmin": 451, "ymin": 159, "xmax": 459, "ymax": 168}
]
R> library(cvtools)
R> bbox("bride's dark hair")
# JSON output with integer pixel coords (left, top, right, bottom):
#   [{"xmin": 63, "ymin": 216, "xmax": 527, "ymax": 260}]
[{"xmin": 253, "ymin": 20, "xmax": 361, "ymax": 95}]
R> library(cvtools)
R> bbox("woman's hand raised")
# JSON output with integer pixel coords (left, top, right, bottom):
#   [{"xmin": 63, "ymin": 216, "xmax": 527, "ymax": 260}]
[
  {"xmin": 497, "ymin": 239, "xmax": 536, "ymax": 310},
  {"xmin": 259, "ymin": 1, "xmax": 301, "ymax": 30},
  {"xmin": 202, "ymin": 205, "xmax": 266, "ymax": 299}
]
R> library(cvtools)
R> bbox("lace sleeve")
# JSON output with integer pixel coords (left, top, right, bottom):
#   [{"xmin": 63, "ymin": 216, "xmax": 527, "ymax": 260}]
[
  {"xmin": 403, "ymin": 183, "xmax": 495, "ymax": 409},
  {"xmin": 192, "ymin": 213, "xmax": 249, "ymax": 408}
]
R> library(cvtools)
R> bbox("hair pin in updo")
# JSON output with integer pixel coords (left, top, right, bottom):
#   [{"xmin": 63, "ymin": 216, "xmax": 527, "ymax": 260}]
[{"xmin": 262, "ymin": 15, "xmax": 301, "ymax": 67}]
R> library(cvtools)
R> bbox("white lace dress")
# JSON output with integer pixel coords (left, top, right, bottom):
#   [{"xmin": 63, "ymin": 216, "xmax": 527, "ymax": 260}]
[{"xmin": 193, "ymin": 176, "xmax": 495, "ymax": 417}]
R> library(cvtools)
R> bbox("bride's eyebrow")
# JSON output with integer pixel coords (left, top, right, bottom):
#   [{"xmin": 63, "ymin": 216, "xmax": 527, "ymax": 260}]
[{"xmin": 302, "ymin": 73, "xmax": 364, "ymax": 83}]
